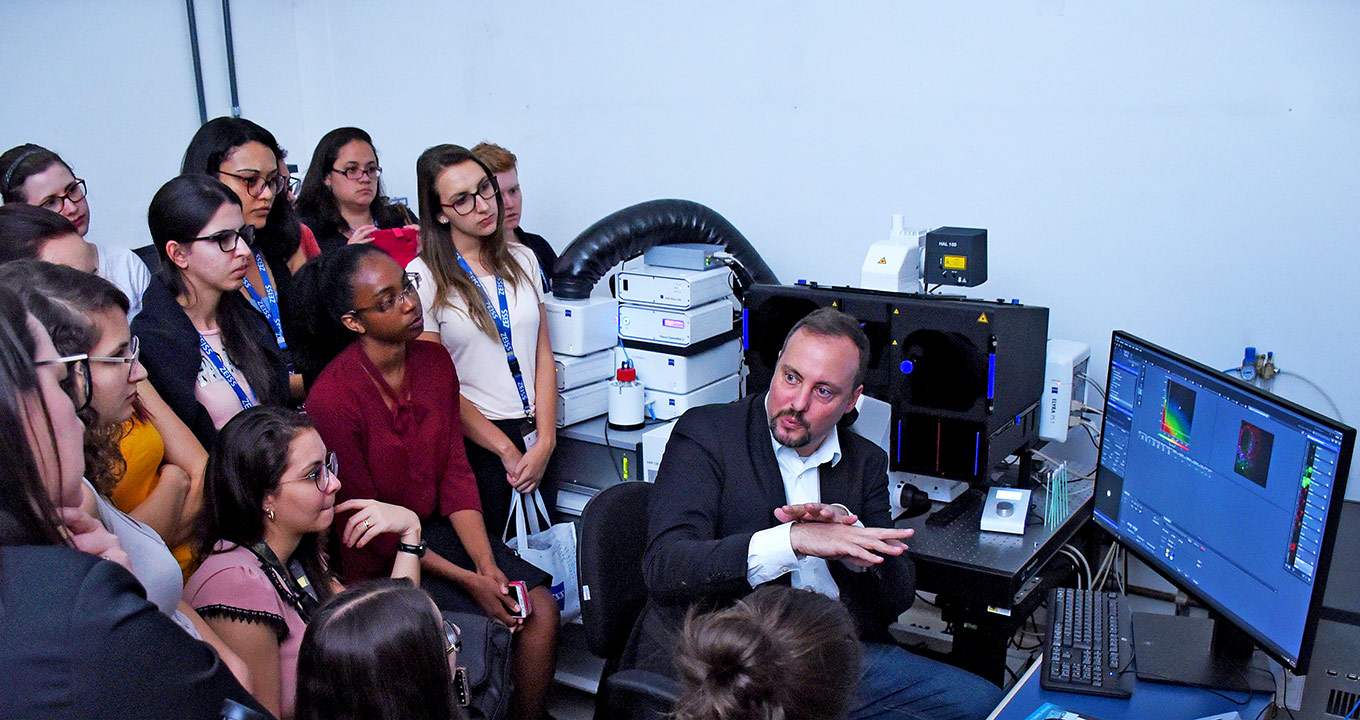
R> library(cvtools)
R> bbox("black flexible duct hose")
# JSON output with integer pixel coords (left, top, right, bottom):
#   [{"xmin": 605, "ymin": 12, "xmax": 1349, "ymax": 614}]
[{"xmin": 551, "ymin": 199, "xmax": 778, "ymax": 299}]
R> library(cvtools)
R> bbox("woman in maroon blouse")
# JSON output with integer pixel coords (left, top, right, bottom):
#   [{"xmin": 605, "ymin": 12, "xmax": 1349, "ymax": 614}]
[{"xmin": 294, "ymin": 244, "xmax": 558, "ymax": 720}]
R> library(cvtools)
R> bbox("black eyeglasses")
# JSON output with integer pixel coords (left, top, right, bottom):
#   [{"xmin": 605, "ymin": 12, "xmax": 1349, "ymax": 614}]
[
  {"xmin": 189, "ymin": 224, "xmax": 255, "ymax": 253},
  {"xmin": 286, "ymin": 175, "xmax": 300, "ymax": 194},
  {"xmin": 348, "ymin": 274, "xmax": 421, "ymax": 316},
  {"xmin": 38, "ymin": 179, "xmax": 87, "ymax": 213},
  {"xmin": 293, "ymin": 452, "xmax": 339, "ymax": 492},
  {"xmin": 88, "ymin": 336, "xmax": 141, "ymax": 382},
  {"xmin": 218, "ymin": 170, "xmax": 287, "ymax": 199},
  {"xmin": 439, "ymin": 178, "xmax": 496, "ymax": 216},
  {"xmin": 35, "ymin": 353, "xmax": 92, "ymax": 413},
  {"xmin": 331, "ymin": 165, "xmax": 381, "ymax": 181}
]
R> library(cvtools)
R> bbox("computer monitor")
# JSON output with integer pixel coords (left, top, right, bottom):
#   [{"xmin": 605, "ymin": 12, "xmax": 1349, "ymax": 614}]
[{"xmin": 1093, "ymin": 331, "xmax": 1354, "ymax": 689}]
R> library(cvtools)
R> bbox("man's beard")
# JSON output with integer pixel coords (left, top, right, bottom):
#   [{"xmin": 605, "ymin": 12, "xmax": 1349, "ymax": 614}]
[{"xmin": 769, "ymin": 409, "xmax": 811, "ymax": 449}]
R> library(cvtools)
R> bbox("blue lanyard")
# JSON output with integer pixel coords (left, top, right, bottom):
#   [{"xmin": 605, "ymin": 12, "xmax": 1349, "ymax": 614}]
[
  {"xmin": 241, "ymin": 251, "xmax": 287, "ymax": 352},
  {"xmin": 454, "ymin": 251, "xmax": 533, "ymax": 417},
  {"xmin": 198, "ymin": 334, "xmax": 256, "ymax": 410}
]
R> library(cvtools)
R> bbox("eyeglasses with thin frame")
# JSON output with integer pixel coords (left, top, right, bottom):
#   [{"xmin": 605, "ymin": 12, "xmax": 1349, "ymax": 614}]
[
  {"xmin": 38, "ymin": 179, "xmax": 87, "ymax": 213},
  {"xmin": 35, "ymin": 353, "xmax": 92, "ymax": 413},
  {"xmin": 348, "ymin": 274, "xmax": 421, "ymax": 316},
  {"xmin": 443, "ymin": 618, "xmax": 462, "ymax": 655},
  {"xmin": 286, "ymin": 175, "xmax": 300, "ymax": 194},
  {"xmin": 87, "ymin": 336, "xmax": 141, "ymax": 382},
  {"xmin": 439, "ymin": 177, "xmax": 496, "ymax": 216},
  {"xmin": 218, "ymin": 170, "xmax": 287, "ymax": 199},
  {"xmin": 189, "ymin": 224, "xmax": 255, "ymax": 253},
  {"xmin": 293, "ymin": 452, "xmax": 339, "ymax": 492},
  {"xmin": 331, "ymin": 165, "xmax": 382, "ymax": 181}
]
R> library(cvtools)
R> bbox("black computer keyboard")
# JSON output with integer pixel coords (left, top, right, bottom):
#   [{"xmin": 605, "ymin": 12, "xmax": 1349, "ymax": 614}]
[{"xmin": 1040, "ymin": 587, "xmax": 1135, "ymax": 699}]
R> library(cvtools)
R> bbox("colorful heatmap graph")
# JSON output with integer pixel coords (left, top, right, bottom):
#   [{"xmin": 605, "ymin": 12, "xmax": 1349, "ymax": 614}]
[{"xmin": 1160, "ymin": 380, "xmax": 1196, "ymax": 450}]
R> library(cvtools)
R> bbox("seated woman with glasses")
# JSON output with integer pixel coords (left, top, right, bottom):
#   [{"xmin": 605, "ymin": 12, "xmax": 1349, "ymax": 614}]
[
  {"xmin": 0, "ymin": 258, "xmax": 206, "ymax": 571},
  {"xmin": 296, "ymin": 127, "xmax": 417, "ymax": 256},
  {"xmin": 408, "ymin": 144, "xmax": 559, "ymax": 544},
  {"xmin": 185, "ymin": 405, "xmax": 423, "ymax": 720},
  {"xmin": 0, "ymin": 259, "xmax": 251, "ymax": 688},
  {"xmin": 291, "ymin": 243, "xmax": 559, "ymax": 720},
  {"xmin": 182, "ymin": 117, "xmax": 309, "ymax": 402},
  {"xmin": 0, "ymin": 144, "xmax": 151, "ymax": 319},
  {"xmin": 0, "ymin": 285, "xmax": 264, "ymax": 719},
  {"xmin": 131, "ymin": 175, "xmax": 289, "ymax": 449},
  {"xmin": 0, "ymin": 208, "xmax": 213, "ymax": 577},
  {"xmin": 296, "ymin": 578, "xmax": 466, "ymax": 720}
]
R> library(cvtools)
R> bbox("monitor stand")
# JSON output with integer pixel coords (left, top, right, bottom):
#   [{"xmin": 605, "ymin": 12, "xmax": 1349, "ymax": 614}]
[{"xmin": 1130, "ymin": 611, "xmax": 1275, "ymax": 693}]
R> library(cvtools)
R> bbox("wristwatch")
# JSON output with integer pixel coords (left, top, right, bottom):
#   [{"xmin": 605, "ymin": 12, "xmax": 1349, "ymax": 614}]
[{"xmin": 397, "ymin": 540, "xmax": 428, "ymax": 558}]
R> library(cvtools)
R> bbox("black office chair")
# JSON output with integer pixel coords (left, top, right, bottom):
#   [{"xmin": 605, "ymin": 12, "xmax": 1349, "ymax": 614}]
[
  {"xmin": 578, "ymin": 481, "xmax": 678, "ymax": 720},
  {"xmin": 133, "ymin": 243, "xmax": 160, "ymax": 273}
]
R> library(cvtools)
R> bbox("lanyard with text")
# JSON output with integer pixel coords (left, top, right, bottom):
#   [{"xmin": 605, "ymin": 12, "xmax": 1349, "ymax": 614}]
[
  {"xmin": 241, "ymin": 251, "xmax": 293, "ymax": 373},
  {"xmin": 247, "ymin": 541, "xmax": 319, "ymax": 623},
  {"xmin": 455, "ymin": 251, "xmax": 533, "ymax": 418},
  {"xmin": 198, "ymin": 334, "xmax": 256, "ymax": 411}
]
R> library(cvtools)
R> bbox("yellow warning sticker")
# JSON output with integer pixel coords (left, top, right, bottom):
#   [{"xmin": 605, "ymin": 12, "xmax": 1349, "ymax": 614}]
[
  {"xmin": 977, "ymin": 313, "xmax": 989, "ymax": 323},
  {"xmin": 877, "ymin": 257, "xmax": 887, "ymax": 264},
  {"xmin": 944, "ymin": 255, "xmax": 967, "ymax": 270}
]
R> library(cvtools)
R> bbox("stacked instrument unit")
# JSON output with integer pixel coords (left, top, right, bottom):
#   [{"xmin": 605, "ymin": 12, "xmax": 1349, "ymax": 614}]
[
  {"xmin": 616, "ymin": 251, "xmax": 742, "ymax": 421},
  {"xmin": 743, "ymin": 283, "xmax": 1048, "ymax": 491},
  {"xmin": 544, "ymin": 294, "xmax": 618, "ymax": 426}
]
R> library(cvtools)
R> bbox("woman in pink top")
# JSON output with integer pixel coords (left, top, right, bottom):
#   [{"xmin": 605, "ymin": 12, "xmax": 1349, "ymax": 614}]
[{"xmin": 185, "ymin": 406, "xmax": 422, "ymax": 719}]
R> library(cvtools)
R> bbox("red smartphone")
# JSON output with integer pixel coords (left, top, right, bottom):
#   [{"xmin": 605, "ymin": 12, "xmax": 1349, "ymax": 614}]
[
  {"xmin": 507, "ymin": 581, "xmax": 530, "ymax": 619},
  {"xmin": 370, "ymin": 227, "xmax": 420, "ymax": 268}
]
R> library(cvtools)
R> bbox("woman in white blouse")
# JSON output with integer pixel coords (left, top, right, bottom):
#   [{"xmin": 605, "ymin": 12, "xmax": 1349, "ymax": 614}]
[
  {"xmin": 405, "ymin": 143, "xmax": 559, "ymax": 720},
  {"xmin": 407, "ymin": 144, "xmax": 558, "ymax": 538}
]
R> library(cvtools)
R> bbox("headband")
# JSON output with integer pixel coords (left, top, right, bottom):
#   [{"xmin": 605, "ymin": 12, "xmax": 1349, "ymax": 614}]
[{"xmin": 2, "ymin": 148, "xmax": 48, "ymax": 192}]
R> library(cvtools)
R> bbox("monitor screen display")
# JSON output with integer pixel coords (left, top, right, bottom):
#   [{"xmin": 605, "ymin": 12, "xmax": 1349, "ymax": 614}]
[{"xmin": 1092, "ymin": 332, "xmax": 1354, "ymax": 670}]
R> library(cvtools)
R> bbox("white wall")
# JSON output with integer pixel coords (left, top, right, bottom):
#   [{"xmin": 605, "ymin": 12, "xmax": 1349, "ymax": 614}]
[{"xmin": 4, "ymin": 1, "xmax": 1358, "ymax": 496}]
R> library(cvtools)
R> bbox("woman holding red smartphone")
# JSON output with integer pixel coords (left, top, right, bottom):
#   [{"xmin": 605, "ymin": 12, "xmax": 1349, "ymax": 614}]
[{"xmin": 296, "ymin": 127, "xmax": 416, "ymax": 256}]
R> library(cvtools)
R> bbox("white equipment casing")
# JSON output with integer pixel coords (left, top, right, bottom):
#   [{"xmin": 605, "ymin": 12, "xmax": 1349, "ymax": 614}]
[
  {"xmin": 1040, "ymin": 339, "xmax": 1091, "ymax": 442},
  {"xmin": 545, "ymin": 295, "xmax": 617, "ymax": 356},
  {"xmin": 617, "ymin": 300, "xmax": 732, "ymax": 347},
  {"xmin": 643, "ymin": 374, "xmax": 740, "ymax": 421},
  {"xmin": 554, "ymin": 349, "xmax": 615, "ymax": 392},
  {"xmin": 641, "ymin": 420, "xmax": 678, "ymax": 482},
  {"xmin": 860, "ymin": 215, "xmax": 925, "ymax": 292},
  {"xmin": 627, "ymin": 338, "xmax": 742, "ymax": 394},
  {"xmin": 617, "ymin": 265, "xmax": 733, "ymax": 309},
  {"xmin": 556, "ymin": 380, "xmax": 610, "ymax": 427}
]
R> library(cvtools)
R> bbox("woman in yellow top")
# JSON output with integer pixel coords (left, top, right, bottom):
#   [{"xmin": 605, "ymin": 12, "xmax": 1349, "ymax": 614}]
[{"xmin": 0, "ymin": 259, "xmax": 207, "ymax": 576}]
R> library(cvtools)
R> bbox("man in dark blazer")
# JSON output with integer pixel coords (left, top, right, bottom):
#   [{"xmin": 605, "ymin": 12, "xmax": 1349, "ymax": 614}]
[{"xmin": 626, "ymin": 308, "xmax": 1002, "ymax": 720}]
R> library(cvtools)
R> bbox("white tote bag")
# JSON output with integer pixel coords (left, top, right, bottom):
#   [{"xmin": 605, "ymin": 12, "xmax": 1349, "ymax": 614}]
[{"xmin": 503, "ymin": 490, "xmax": 581, "ymax": 624}]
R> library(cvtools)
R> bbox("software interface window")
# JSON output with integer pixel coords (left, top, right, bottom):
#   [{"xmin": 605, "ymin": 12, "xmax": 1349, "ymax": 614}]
[{"xmin": 1094, "ymin": 335, "xmax": 1346, "ymax": 665}]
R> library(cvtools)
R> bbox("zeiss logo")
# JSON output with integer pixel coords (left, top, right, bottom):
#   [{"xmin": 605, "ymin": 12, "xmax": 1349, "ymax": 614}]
[{"xmin": 564, "ymin": 309, "xmax": 573, "ymax": 317}]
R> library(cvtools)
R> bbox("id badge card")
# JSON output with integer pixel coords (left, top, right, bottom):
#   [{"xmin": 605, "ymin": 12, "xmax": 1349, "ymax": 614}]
[{"xmin": 519, "ymin": 418, "xmax": 538, "ymax": 451}]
